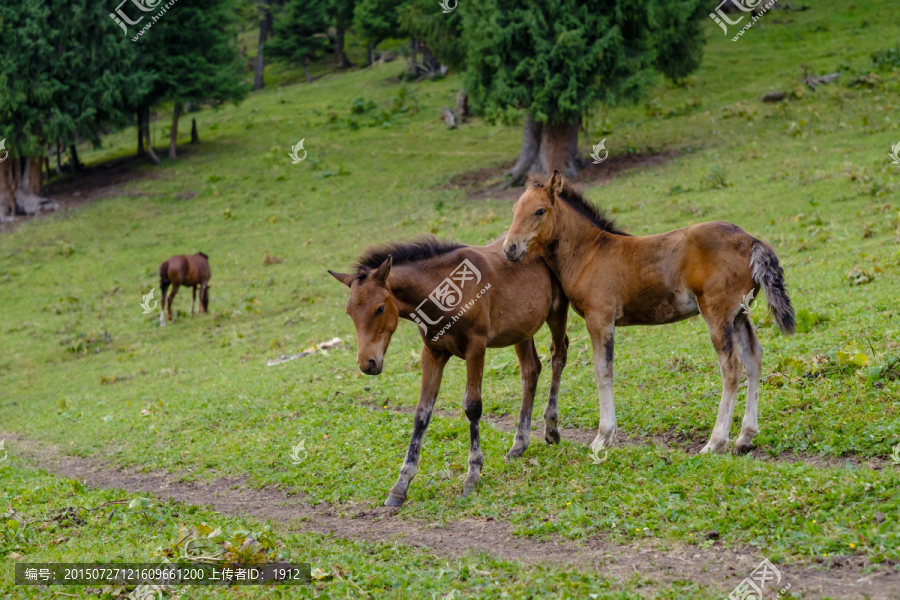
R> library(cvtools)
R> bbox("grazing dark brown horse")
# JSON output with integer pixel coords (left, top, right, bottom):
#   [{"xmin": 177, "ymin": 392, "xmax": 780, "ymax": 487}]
[
  {"xmin": 329, "ymin": 236, "xmax": 569, "ymax": 507},
  {"xmin": 159, "ymin": 253, "xmax": 211, "ymax": 326},
  {"xmin": 502, "ymin": 172, "xmax": 795, "ymax": 455}
]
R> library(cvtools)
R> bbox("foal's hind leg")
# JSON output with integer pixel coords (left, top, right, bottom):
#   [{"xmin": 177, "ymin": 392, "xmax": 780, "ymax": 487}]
[
  {"xmin": 385, "ymin": 348, "xmax": 450, "ymax": 507},
  {"xmin": 167, "ymin": 283, "xmax": 180, "ymax": 322},
  {"xmin": 506, "ymin": 339, "xmax": 541, "ymax": 460},
  {"xmin": 544, "ymin": 297, "xmax": 569, "ymax": 445},
  {"xmin": 700, "ymin": 311, "xmax": 743, "ymax": 455},
  {"xmin": 734, "ymin": 313, "xmax": 763, "ymax": 454}
]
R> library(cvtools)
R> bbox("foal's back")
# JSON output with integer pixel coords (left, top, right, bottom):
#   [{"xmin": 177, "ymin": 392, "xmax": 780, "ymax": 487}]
[{"xmin": 164, "ymin": 253, "xmax": 210, "ymax": 285}]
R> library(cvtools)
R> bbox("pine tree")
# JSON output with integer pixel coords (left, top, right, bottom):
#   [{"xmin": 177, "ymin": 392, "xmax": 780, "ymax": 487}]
[
  {"xmin": 134, "ymin": 0, "xmax": 249, "ymax": 160},
  {"xmin": 330, "ymin": 0, "xmax": 357, "ymax": 68},
  {"xmin": 398, "ymin": 0, "xmax": 464, "ymax": 72},
  {"xmin": 463, "ymin": 0, "xmax": 707, "ymax": 182},
  {"xmin": 352, "ymin": 0, "xmax": 400, "ymax": 65},
  {"xmin": 0, "ymin": 0, "xmax": 148, "ymax": 214},
  {"xmin": 267, "ymin": 0, "xmax": 332, "ymax": 82}
]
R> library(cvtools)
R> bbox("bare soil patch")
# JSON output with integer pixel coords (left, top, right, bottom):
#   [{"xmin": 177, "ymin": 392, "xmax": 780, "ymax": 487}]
[
  {"xmin": 1, "ymin": 148, "xmax": 198, "ymax": 234},
  {"xmin": 445, "ymin": 151, "xmax": 676, "ymax": 202},
  {"xmin": 5, "ymin": 433, "xmax": 899, "ymax": 599}
]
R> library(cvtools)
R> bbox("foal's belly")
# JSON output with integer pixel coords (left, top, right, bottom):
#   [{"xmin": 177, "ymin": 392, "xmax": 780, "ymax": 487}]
[{"xmin": 616, "ymin": 288, "xmax": 699, "ymax": 326}]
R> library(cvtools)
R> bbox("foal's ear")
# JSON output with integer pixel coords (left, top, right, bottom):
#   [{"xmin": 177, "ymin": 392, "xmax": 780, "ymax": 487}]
[
  {"xmin": 328, "ymin": 270, "xmax": 355, "ymax": 287},
  {"xmin": 549, "ymin": 169, "xmax": 565, "ymax": 201},
  {"xmin": 373, "ymin": 255, "xmax": 392, "ymax": 283}
]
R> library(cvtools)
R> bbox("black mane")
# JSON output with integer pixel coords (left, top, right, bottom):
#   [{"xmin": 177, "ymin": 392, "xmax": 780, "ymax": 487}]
[
  {"xmin": 529, "ymin": 177, "xmax": 628, "ymax": 236},
  {"xmin": 353, "ymin": 237, "xmax": 465, "ymax": 277},
  {"xmin": 197, "ymin": 252, "xmax": 209, "ymax": 259}
]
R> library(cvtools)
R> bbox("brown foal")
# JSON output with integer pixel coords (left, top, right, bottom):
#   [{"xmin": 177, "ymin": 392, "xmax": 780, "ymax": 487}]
[
  {"xmin": 329, "ymin": 236, "xmax": 569, "ymax": 507},
  {"xmin": 159, "ymin": 253, "xmax": 211, "ymax": 326},
  {"xmin": 503, "ymin": 172, "xmax": 795, "ymax": 455}
]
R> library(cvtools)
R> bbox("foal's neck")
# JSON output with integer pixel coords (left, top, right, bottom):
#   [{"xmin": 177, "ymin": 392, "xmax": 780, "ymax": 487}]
[
  {"xmin": 548, "ymin": 200, "xmax": 615, "ymax": 289},
  {"xmin": 387, "ymin": 265, "xmax": 431, "ymax": 322}
]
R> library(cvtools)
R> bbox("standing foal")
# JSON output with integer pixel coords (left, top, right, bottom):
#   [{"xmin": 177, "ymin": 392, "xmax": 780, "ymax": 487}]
[
  {"xmin": 330, "ymin": 236, "xmax": 569, "ymax": 506},
  {"xmin": 159, "ymin": 253, "xmax": 211, "ymax": 326},
  {"xmin": 502, "ymin": 172, "xmax": 795, "ymax": 455}
]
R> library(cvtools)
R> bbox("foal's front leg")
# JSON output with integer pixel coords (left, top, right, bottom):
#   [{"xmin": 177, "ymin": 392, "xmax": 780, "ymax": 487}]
[
  {"xmin": 587, "ymin": 315, "xmax": 617, "ymax": 452},
  {"xmin": 385, "ymin": 347, "xmax": 450, "ymax": 507},
  {"xmin": 506, "ymin": 339, "xmax": 541, "ymax": 460},
  {"xmin": 463, "ymin": 341, "xmax": 487, "ymax": 496},
  {"xmin": 191, "ymin": 286, "xmax": 197, "ymax": 317}
]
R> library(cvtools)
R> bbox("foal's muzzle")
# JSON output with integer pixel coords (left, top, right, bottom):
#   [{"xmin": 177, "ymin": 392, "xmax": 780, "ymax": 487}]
[
  {"xmin": 360, "ymin": 358, "xmax": 383, "ymax": 376},
  {"xmin": 503, "ymin": 241, "xmax": 525, "ymax": 262}
]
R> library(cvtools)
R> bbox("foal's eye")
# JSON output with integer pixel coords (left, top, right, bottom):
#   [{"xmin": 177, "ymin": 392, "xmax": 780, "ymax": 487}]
[
  {"xmin": 535, "ymin": 208, "xmax": 546, "ymax": 216},
  {"xmin": 375, "ymin": 305, "xmax": 385, "ymax": 316}
]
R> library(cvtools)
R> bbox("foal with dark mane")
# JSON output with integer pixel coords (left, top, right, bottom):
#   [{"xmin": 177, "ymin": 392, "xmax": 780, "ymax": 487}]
[
  {"xmin": 503, "ymin": 172, "xmax": 795, "ymax": 455},
  {"xmin": 159, "ymin": 253, "xmax": 211, "ymax": 326},
  {"xmin": 330, "ymin": 236, "xmax": 569, "ymax": 507}
]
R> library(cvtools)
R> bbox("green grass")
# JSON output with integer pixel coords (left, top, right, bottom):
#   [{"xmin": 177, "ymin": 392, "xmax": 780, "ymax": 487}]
[
  {"xmin": 3, "ymin": 0, "xmax": 900, "ymax": 594},
  {"xmin": 1, "ymin": 461, "xmax": 685, "ymax": 599}
]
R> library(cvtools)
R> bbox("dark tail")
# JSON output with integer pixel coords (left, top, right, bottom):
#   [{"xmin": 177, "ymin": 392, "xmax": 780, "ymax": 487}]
[
  {"xmin": 750, "ymin": 243, "xmax": 795, "ymax": 335},
  {"xmin": 159, "ymin": 261, "xmax": 170, "ymax": 296}
]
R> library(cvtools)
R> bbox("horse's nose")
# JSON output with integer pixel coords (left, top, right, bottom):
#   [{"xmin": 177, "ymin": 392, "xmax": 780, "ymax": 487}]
[
  {"xmin": 368, "ymin": 359, "xmax": 377, "ymax": 372},
  {"xmin": 504, "ymin": 243, "xmax": 519, "ymax": 261}
]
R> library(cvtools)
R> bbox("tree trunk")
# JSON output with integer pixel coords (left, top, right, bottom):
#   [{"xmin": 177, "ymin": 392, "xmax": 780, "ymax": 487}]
[
  {"xmin": 334, "ymin": 27, "xmax": 352, "ymax": 68},
  {"xmin": 69, "ymin": 145, "xmax": 81, "ymax": 171},
  {"xmin": 367, "ymin": 42, "xmax": 374, "ymax": 67},
  {"xmin": 0, "ymin": 160, "xmax": 18, "ymax": 216},
  {"xmin": 137, "ymin": 109, "xmax": 146, "ymax": 156},
  {"xmin": 505, "ymin": 114, "xmax": 543, "ymax": 188},
  {"xmin": 253, "ymin": 4, "xmax": 271, "ymax": 90},
  {"xmin": 191, "ymin": 118, "xmax": 200, "ymax": 144},
  {"xmin": 169, "ymin": 102, "xmax": 182, "ymax": 160},
  {"xmin": 56, "ymin": 140, "xmax": 62, "ymax": 174},
  {"xmin": 142, "ymin": 106, "xmax": 161, "ymax": 165},
  {"xmin": 303, "ymin": 58, "xmax": 312, "ymax": 83},
  {"xmin": 24, "ymin": 157, "xmax": 41, "ymax": 195},
  {"xmin": 456, "ymin": 89, "xmax": 469, "ymax": 118},
  {"xmin": 44, "ymin": 156, "xmax": 51, "ymax": 184},
  {"xmin": 537, "ymin": 119, "xmax": 579, "ymax": 177},
  {"xmin": 408, "ymin": 37, "xmax": 419, "ymax": 75}
]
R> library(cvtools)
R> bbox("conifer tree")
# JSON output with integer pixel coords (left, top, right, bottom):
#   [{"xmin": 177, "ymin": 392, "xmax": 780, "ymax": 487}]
[
  {"xmin": 463, "ymin": 0, "xmax": 707, "ymax": 182},
  {"xmin": 267, "ymin": 0, "xmax": 332, "ymax": 82}
]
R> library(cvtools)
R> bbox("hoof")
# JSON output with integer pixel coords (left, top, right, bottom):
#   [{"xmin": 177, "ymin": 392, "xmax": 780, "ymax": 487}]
[
  {"xmin": 384, "ymin": 493, "xmax": 406, "ymax": 507},
  {"xmin": 734, "ymin": 442, "xmax": 754, "ymax": 455},
  {"xmin": 462, "ymin": 475, "xmax": 480, "ymax": 497},
  {"xmin": 544, "ymin": 429, "xmax": 560, "ymax": 445},
  {"xmin": 505, "ymin": 446, "xmax": 526, "ymax": 461}
]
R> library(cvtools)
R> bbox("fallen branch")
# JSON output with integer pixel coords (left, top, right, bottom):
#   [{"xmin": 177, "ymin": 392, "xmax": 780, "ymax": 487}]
[
  {"xmin": 804, "ymin": 72, "xmax": 839, "ymax": 91},
  {"xmin": 267, "ymin": 337, "xmax": 344, "ymax": 366}
]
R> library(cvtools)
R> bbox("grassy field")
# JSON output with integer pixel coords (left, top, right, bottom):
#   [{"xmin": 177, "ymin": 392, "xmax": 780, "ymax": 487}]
[{"xmin": 3, "ymin": 0, "xmax": 900, "ymax": 597}]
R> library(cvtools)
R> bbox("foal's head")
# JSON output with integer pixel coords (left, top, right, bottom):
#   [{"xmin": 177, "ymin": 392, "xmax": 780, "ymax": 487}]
[
  {"xmin": 329, "ymin": 257, "xmax": 399, "ymax": 375},
  {"xmin": 503, "ymin": 171, "xmax": 566, "ymax": 262}
]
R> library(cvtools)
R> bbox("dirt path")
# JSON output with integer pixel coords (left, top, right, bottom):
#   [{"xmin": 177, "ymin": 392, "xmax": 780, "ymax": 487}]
[{"xmin": 5, "ymin": 433, "xmax": 899, "ymax": 599}]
